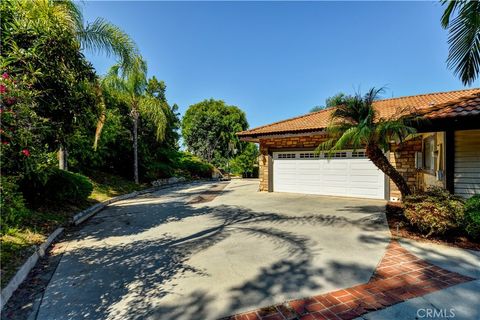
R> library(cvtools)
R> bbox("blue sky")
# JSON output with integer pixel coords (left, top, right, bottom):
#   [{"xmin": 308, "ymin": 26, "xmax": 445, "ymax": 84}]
[{"xmin": 82, "ymin": 1, "xmax": 475, "ymax": 130}]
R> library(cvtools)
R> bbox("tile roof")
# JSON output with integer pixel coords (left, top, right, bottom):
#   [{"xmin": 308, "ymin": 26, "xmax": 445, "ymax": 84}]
[
  {"xmin": 420, "ymin": 93, "xmax": 480, "ymax": 119},
  {"xmin": 237, "ymin": 88, "xmax": 480, "ymax": 137}
]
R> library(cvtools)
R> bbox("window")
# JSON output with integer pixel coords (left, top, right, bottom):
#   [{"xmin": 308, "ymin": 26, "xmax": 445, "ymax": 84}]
[
  {"xmin": 352, "ymin": 151, "xmax": 367, "ymax": 158},
  {"xmin": 277, "ymin": 153, "xmax": 296, "ymax": 159},
  {"xmin": 299, "ymin": 152, "xmax": 320, "ymax": 159},
  {"xmin": 423, "ymin": 136, "xmax": 435, "ymax": 171},
  {"xmin": 325, "ymin": 152, "xmax": 347, "ymax": 158}
]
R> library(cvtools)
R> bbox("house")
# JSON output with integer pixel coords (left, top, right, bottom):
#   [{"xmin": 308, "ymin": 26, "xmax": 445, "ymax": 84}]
[{"xmin": 237, "ymin": 88, "xmax": 480, "ymax": 201}]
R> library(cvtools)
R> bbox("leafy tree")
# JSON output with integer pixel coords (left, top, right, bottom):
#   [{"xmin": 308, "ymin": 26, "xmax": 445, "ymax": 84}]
[
  {"xmin": 310, "ymin": 106, "xmax": 325, "ymax": 112},
  {"xmin": 318, "ymin": 88, "xmax": 416, "ymax": 198},
  {"xmin": 0, "ymin": 72, "xmax": 54, "ymax": 182},
  {"xmin": 310, "ymin": 92, "xmax": 350, "ymax": 112},
  {"xmin": 1, "ymin": 0, "xmax": 138, "ymax": 168},
  {"xmin": 441, "ymin": 0, "xmax": 480, "ymax": 85},
  {"xmin": 229, "ymin": 143, "xmax": 259, "ymax": 177},
  {"xmin": 182, "ymin": 99, "xmax": 248, "ymax": 167},
  {"xmin": 103, "ymin": 56, "xmax": 168, "ymax": 183}
]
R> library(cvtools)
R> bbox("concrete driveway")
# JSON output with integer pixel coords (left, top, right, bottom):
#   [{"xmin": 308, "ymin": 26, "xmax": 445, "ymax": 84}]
[{"xmin": 37, "ymin": 179, "xmax": 390, "ymax": 320}]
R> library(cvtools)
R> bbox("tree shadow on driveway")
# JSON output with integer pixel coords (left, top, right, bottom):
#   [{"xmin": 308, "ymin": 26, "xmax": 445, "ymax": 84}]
[{"xmin": 37, "ymin": 194, "xmax": 388, "ymax": 320}]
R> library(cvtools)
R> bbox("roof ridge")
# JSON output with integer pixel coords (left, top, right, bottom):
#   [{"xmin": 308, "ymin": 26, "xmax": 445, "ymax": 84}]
[
  {"xmin": 418, "ymin": 92, "xmax": 480, "ymax": 115},
  {"xmin": 374, "ymin": 87, "xmax": 480, "ymax": 104},
  {"xmin": 238, "ymin": 107, "xmax": 330, "ymax": 134},
  {"xmin": 237, "ymin": 87, "xmax": 480, "ymax": 136}
]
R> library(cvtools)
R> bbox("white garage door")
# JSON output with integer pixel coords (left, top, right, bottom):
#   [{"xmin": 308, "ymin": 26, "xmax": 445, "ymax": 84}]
[{"xmin": 273, "ymin": 150, "xmax": 385, "ymax": 199}]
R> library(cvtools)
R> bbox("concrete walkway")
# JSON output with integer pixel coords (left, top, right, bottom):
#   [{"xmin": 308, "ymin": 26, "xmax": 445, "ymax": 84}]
[
  {"xmin": 359, "ymin": 240, "xmax": 480, "ymax": 320},
  {"xmin": 35, "ymin": 179, "xmax": 389, "ymax": 320}
]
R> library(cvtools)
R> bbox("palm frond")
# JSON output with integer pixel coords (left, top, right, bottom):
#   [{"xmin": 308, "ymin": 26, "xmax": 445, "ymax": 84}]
[
  {"xmin": 102, "ymin": 67, "xmax": 127, "ymax": 93},
  {"xmin": 364, "ymin": 87, "xmax": 384, "ymax": 106},
  {"xmin": 138, "ymin": 96, "xmax": 168, "ymax": 141},
  {"xmin": 375, "ymin": 119, "xmax": 416, "ymax": 151},
  {"xmin": 79, "ymin": 17, "xmax": 138, "ymax": 70},
  {"xmin": 319, "ymin": 127, "xmax": 359, "ymax": 158},
  {"xmin": 441, "ymin": 0, "xmax": 462, "ymax": 28},
  {"xmin": 333, "ymin": 127, "xmax": 360, "ymax": 150},
  {"xmin": 316, "ymin": 138, "xmax": 337, "ymax": 153},
  {"xmin": 442, "ymin": 1, "xmax": 480, "ymax": 85},
  {"xmin": 125, "ymin": 56, "xmax": 148, "ymax": 95},
  {"xmin": 54, "ymin": 0, "xmax": 84, "ymax": 32}
]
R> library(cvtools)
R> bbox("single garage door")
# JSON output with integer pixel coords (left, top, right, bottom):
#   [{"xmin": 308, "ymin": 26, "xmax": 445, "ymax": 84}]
[{"xmin": 273, "ymin": 150, "xmax": 385, "ymax": 199}]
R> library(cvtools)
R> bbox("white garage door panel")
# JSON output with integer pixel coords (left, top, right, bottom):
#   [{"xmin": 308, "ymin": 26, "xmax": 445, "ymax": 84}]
[
  {"xmin": 350, "ymin": 175, "xmax": 379, "ymax": 183},
  {"xmin": 273, "ymin": 151, "xmax": 385, "ymax": 199}
]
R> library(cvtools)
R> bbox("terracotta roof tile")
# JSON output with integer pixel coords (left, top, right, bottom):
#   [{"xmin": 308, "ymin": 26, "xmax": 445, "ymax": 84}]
[
  {"xmin": 419, "ymin": 93, "xmax": 480, "ymax": 119},
  {"xmin": 237, "ymin": 88, "xmax": 480, "ymax": 137}
]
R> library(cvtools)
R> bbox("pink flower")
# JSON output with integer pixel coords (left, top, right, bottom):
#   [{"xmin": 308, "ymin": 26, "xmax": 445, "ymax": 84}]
[
  {"xmin": 2, "ymin": 141, "xmax": 9, "ymax": 145},
  {"xmin": 22, "ymin": 149, "xmax": 30, "ymax": 157},
  {"xmin": 5, "ymin": 97, "xmax": 15, "ymax": 105},
  {"xmin": 2, "ymin": 73, "xmax": 8, "ymax": 79},
  {"xmin": 0, "ymin": 84, "xmax": 6, "ymax": 94}
]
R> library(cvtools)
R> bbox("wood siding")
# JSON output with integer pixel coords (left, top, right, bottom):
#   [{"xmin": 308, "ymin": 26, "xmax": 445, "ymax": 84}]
[{"xmin": 454, "ymin": 130, "xmax": 480, "ymax": 198}]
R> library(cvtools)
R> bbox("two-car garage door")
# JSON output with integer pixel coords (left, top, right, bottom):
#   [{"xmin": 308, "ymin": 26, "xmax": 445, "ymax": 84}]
[{"xmin": 273, "ymin": 150, "xmax": 385, "ymax": 199}]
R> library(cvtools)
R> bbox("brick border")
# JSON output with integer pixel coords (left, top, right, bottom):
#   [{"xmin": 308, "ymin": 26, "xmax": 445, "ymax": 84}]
[{"xmin": 223, "ymin": 241, "xmax": 475, "ymax": 320}]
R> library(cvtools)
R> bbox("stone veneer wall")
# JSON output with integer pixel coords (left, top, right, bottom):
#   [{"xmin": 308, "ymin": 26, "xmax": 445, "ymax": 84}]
[
  {"xmin": 258, "ymin": 134, "xmax": 422, "ymax": 200},
  {"xmin": 388, "ymin": 137, "xmax": 422, "ymax": 200}
]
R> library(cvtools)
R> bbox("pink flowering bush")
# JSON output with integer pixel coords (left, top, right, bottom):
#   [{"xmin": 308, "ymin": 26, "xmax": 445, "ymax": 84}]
[{"xmin": 1, "ymin": 71, "xmax": 54, "ymax": 181}]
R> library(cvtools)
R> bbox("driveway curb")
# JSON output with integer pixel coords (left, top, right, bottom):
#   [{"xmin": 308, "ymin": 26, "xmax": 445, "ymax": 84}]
[{"xmin": 0, "ymin": 227, "xmax": 64, "ymax": 310}]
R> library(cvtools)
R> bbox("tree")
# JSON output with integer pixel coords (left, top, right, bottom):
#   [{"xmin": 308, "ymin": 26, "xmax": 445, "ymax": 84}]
[
  {"xmin": 310, "ymin": 92, "xmax": 350, "ymax": 112},
  {"xmin": 441, "ymin": 0, "xmax": 480, "ymax": 85},
  {"xmin": 318, "ymin": 88, "xmax": 416, "ymax": 199},
  {"xmin": 229, "ymin": 143, "xmax": 259, "ymax": 177},
  {"xmin": 103, "ymin": 56, "xmax": 168, "ymax": 183},
  {"xmin": 182, "ymin": 99, "xmax": 248, "ymax": 167},
  {"xmin": 1, "ymin": 0, "xmax": 138, "ymax": 169}
]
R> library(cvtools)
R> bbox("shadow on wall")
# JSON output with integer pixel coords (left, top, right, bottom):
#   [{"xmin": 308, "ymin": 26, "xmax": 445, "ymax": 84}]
[{"xmin": 39, "ymin": 190, "xmax": 388, "ymax": 320}]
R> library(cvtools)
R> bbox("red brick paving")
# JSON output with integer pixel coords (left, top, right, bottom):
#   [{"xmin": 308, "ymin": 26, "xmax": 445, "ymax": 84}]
[{"xmin": 222, "ymin": 241, "xmax": 475, "ymax": 320}]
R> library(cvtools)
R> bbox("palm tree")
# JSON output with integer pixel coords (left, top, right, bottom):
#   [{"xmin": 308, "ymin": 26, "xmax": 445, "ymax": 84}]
[
  {"xmin": 20, "ymin": 0, "xmax": 137, "ymax": 69},
  {"xmin": 12, "ymin": 0, "xmax": 138, "ymax": 167},
  {"xmin": 441, "ymin": 0, "xmax": 480, "ymax": 85},
  {"xmin": 103, "ymin": 56, "xmax": 168, "ymax": 184},
  {"xmin": 318, "ymin": 88, "xmax": 416, "ymax": 199}
]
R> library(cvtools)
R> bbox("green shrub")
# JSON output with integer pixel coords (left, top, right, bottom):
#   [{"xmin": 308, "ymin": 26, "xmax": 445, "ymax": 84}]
[
  {"xmin": 22, "ymin": 169, "xmax": 93, "ymax": 205},
  {"xmin": 404, "ymin": 187, "xmax": 465, "ymax": 237},
  {"xmin": 464, "ymin": 194, "xmax": 480, "ymax": 239},
  {"xmin": 0, "ymin": 176, "xmax": 31, "ymax": 229},
  {"xmin": 44, "ymin": 169, "xmax": 93, "ymax": 203},
  {"xmin": 144, "ymin": 161, "xmax": 175, "ymax": 180},
  {"xmin": 177, "ymin": 153, "xmax": 213, "ymax": 178}
]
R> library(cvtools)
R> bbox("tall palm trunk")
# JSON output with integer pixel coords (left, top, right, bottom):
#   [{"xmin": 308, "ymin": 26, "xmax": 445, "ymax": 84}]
[
  {"xmin": 366, "ymin": 142, "xmax": 412, "ymax": 199},
  {"xmin": 58, "ymin": 144, "xmax": 68, "ymax": 170},
  {"xmin": 132, "ymin": 108, "xmax": 139, "ymax": 184}
]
